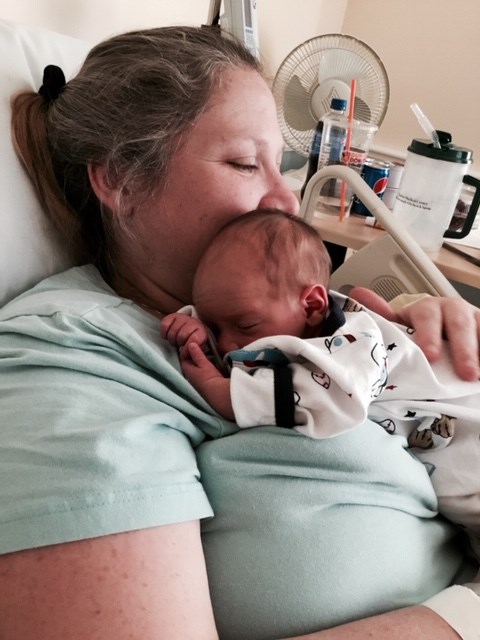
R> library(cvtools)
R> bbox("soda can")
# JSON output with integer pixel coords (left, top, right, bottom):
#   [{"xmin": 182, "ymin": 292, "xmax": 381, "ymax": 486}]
[{"xmin": 351, "ymin": 158, "xmax": 391, "ymax": 216}]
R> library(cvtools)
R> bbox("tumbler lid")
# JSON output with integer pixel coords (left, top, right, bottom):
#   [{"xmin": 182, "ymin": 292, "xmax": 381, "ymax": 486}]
[{"xmin": 408, "ymin": 130, "xmax": 473, "ymax": 163}]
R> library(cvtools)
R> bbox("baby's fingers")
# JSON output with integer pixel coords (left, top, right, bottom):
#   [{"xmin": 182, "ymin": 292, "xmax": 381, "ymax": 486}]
[
  {"xmin": 159, "ymin": 315, "xmax": 176, "ymax": 340},
  {"xmin": 184, "ymin": 342, "xmax": 209, "ymax": 367},
  {"xmin": 161, "ymin": 314, "xmax": 205, "ymax": 347},
  {"xmin": 160, "ymin": 314, "xmax": 187, "ymax": 345}
]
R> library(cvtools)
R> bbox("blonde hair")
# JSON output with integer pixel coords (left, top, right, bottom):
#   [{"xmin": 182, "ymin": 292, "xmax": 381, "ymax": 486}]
[
  {"xmin": 11, "ymin": 26, "xmax": 262, "ymax": 278},
  {"xmin": 194, "ymin": 209, "xmax": 332, "ymax": 298}
]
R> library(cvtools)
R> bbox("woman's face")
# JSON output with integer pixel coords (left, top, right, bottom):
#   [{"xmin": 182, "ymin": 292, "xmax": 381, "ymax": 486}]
[{"xmin": 121, "ymin": 66, "xmax": 300, "ymax": 309}]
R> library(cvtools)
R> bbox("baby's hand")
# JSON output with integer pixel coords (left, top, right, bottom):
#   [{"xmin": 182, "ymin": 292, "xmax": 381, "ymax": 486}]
[
  {"xmin": 160, "ymin": 313, "xmax": 209, "ymax": 349},
  {"xmin": 181, "ymin": 342, "xmax": 234, "ymax": 420},
  {"xmin": 180, "ymin": 341, "xmax": 223, "ymax": 385}
]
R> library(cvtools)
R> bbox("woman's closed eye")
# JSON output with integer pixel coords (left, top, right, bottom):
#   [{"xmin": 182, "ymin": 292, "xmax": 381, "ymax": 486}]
[{"xmin": 228, "ymin": 161, "xmax": 258, "ymax": 173}]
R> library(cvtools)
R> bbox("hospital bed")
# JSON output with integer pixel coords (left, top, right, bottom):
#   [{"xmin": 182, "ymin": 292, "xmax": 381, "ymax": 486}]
[
  {"xmin": 0, "ymin": 19, "xmax": 90, "ymax": 308},
  {"xmin": 299, "ymin": 165, "xmax": 461, "ymax": 299}
]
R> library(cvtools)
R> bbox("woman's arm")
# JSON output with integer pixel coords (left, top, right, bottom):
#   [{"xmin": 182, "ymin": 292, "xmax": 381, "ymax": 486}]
[
  {"xmin": 0, "ymin": 528, "xmax": 462, "ymax": 640},
  {"xmin": 283, "ymin": 606, "xmax": 461, "ymax": 640},
  {"xmin": 0, "ymin": 521, "xmax": 219, "ymax": 640},
  {"xmin": 350, "ymin": 287, "xmax": 480, "ymax": 381}
]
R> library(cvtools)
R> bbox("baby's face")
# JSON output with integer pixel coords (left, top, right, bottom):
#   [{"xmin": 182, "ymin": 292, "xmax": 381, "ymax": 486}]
[{"xmin": 193, "ymin": 253, "xmax": 307, "ymax": 358}]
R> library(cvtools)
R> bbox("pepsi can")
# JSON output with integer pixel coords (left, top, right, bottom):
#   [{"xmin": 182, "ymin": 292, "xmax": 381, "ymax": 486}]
[{"xmin": 351, "ymin": 158, "xmax": 391, "ymax": 216}]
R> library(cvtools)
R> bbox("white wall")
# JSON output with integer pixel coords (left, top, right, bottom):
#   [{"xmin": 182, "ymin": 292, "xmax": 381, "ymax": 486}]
[
  {"xmin": 0, "ymin": 0, "xmax": 347, "ymax": 79},
  {"xmin": 342, "ymin": 0, "xmax": 480, "ymax": 175},
  {"xmin": 1, "ymin": 1, "xmax": 209, "ymax": 42},
  {"xmin": 3, "ymin": 1, "xmax": 476, "ymax": 173}
]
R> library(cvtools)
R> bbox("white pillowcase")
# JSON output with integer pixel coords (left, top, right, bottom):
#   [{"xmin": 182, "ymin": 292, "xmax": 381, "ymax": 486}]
[{"xmin": 0, "ymin": 20, "xmax": 91, "ymax": 307}]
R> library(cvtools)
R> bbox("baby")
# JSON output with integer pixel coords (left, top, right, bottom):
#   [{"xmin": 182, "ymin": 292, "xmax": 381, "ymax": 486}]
[{"xmin": 161, "ymin": 208, "xmax": 480, "ymax": 557}]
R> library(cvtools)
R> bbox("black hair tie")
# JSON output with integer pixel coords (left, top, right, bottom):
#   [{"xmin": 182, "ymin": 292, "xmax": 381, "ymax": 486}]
[{"xmin": 38, "ymin": 65, "xmax": 66, "ymax": 104}]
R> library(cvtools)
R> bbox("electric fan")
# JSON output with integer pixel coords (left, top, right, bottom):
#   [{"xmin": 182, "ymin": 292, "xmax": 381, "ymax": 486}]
[{"xmin": 272, "ymin": 34, "xmax": 390, "ymax": 157}]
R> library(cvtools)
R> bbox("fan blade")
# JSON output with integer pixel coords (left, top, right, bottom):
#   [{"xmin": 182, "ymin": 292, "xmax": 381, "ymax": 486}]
[
  {"xmin": 283, "ymin": 75, "xmax": 316, "ymax": 131},
  {"xmin": 354, "ymin": 96, "xmax": 372, "ymax": 123}
]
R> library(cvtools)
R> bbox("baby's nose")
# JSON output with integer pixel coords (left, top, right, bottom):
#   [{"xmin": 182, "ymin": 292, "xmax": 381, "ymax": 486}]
[{"xmin": 217, "ymin": 335, "xmax": 239, "ymax": 358}]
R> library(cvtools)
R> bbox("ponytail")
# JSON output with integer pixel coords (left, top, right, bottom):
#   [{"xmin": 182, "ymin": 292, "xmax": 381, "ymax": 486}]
[{"xmin": 11, "ymin": 91, "xmax": 87, "ymax": 262}]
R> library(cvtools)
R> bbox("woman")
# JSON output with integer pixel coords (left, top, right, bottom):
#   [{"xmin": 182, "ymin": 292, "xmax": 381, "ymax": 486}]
[{"xmin": 0, "ymin": 26, "xmax": 479, "ymax": 640}]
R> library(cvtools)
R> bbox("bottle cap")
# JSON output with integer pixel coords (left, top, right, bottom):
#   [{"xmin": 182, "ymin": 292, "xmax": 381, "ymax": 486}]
[{"xmin": 330, "ymin": 98, "xmax": 347, "ymax": 111}]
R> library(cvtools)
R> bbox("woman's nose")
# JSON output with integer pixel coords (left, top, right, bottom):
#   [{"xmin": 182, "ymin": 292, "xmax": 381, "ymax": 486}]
[{"xmin": 258, "ymin": 173, "xmax": 300, "ymax": 215}]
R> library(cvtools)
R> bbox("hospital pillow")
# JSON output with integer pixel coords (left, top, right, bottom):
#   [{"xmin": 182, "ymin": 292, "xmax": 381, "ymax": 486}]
[{"xmin": 0, "ymin": 20, "xmax": 91, "ymax": 307}]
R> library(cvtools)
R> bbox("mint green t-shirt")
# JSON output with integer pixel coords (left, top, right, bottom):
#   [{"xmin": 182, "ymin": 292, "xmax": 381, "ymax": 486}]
[
  {"xmin": 198, "ymin": 426, "xmax": 468, "ymax": 639},
  {"xmin": 0, "ymin": 266, "xmax": 234, "ymax": 552},
  {"xmin": 0, "ymin": 266, "xmax": 469, "ymax": 639}
]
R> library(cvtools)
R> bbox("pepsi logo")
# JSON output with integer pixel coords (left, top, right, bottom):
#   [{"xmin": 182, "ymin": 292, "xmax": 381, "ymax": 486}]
[{"xmin": 372, "ymin": 177, "xmax": 388, "ymax": 195}]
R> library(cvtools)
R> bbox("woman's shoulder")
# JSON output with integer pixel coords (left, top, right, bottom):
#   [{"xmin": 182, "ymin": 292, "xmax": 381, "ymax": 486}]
[
  {"xmin": 0, "ymin": 264, "xmax": 160, "ymax": 350},
  {"xmin": 0, "ymin": 262, "xmax": 232, "ymax": 436},
  {"xmin": 0, "ymin": 265, "xmax": 125, "ymax": 320}
]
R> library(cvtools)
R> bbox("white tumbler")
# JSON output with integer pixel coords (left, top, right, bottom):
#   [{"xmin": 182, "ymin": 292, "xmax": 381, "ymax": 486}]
[{"xmin": 392, "ymin": 131, "xmax": 480, "ymax": 250}]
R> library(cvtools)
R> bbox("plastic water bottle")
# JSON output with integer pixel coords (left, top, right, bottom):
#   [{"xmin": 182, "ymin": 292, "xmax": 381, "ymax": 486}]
[
  {"xmin": 316, "ymin": 105, "xmax": 352, "ymax": 206},
  {"xmin": 300, "ymin": 98, "xmax": 347, "ymax": 200},
  {"xmin": 317, "ymin": 113, "xmax": 377, "ymax": 214}
]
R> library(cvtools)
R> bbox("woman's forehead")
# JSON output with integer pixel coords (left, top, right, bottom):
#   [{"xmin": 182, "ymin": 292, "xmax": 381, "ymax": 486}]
[
  {"xmin": 205, "ymin": 67, "xmax": 276, "ymax": 120},
  {"xmin": 186, "ymin": 76, "xmax": 284, "ymax": 154}
]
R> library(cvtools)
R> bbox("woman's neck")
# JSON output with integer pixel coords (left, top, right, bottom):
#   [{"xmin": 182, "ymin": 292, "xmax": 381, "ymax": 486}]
[{"xmin": 109, "ymin": 268, "xmax": 189, "ymax": 317}]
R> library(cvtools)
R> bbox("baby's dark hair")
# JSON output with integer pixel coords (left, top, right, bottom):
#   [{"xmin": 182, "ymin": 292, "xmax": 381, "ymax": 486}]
[{"xmin": 197, "ymin": 209, "xmax": 332, "ymax": 297}]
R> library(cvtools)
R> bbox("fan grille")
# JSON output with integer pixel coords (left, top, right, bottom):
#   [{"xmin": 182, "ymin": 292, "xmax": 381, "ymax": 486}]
[{"xmin": 272, "ymin": 34, "xmax": 390, "ymax": 157}]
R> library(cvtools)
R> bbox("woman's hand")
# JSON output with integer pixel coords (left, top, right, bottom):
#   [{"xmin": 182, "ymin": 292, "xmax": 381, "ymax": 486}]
[{"xmin": 350, "ymin": 287, "xmax": 480, "ymax": 381}]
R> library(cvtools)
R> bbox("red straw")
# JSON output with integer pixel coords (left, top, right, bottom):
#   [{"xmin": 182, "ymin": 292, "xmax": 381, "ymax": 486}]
[{"xmin": 339, "ymin": 78, "xmax": 357, "ymax": 222}]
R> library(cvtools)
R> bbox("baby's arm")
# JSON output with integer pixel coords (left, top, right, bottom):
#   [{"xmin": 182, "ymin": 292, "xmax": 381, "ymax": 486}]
[
  {"xmin": 180, "ymin": 342, "xmax": 234, "ymax": 421},
  {"xmin": 161, "ymin": 314, "xmax": 233, "ymax": 419},
  {"xmin": 160, "ymin": 312, "xmax": 209, "ymax": 349}
]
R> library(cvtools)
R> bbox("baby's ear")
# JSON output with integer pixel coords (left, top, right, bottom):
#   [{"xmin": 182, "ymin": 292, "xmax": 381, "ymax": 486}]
[{"xmin": 301, "ymin": 284, "xmax": 329, "ymax": 327}]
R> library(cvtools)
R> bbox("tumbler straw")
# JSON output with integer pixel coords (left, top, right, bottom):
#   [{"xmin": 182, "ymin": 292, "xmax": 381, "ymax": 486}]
[
  {"xmin": 339, "ymin": 79, "xmax": 357, "ymax": 221},
  {"xmin": 410, "ymin": 102, "xmax": 441, "ymax": 149}
]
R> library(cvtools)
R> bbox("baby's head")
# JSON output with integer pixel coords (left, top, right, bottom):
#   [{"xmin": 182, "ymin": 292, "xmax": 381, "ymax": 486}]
[{"xmin": 192, "ymin": 209, "xmax": 332, "ymax": 356}]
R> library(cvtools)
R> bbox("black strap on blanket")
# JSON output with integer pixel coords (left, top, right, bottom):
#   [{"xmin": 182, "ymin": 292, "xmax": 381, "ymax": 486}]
[
  {"xmin": 272, "ymin": 295, "xmax": 347, "ymax": 430},
  {"xmin": 273, "ymin": 365, "xmax": 295, "ymax": 429}
]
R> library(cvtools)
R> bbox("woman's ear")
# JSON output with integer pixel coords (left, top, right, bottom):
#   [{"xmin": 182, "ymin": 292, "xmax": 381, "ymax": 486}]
[
  {"xmin": 301, "ymin": 284, "xmax": 329, "ymax": 327},
  {"xmin": 87, "ymin": 163, "xmax": 120, "ymax": 211}
]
